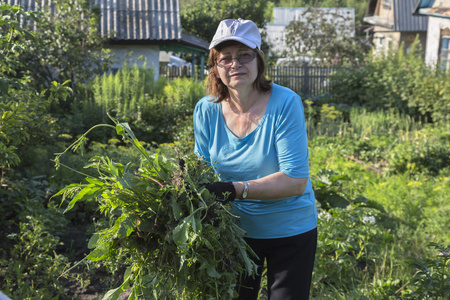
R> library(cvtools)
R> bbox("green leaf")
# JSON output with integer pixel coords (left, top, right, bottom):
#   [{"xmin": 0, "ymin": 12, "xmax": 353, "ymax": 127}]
[
  {"xmin": 116, "ymin": 215, "xmax": 135, "ymax": 239},
  {"xmin": 101, "ymin": 276, "xmax": 131, "ymax": 300},
  {"xmin": 88, "ymin": 233, "xmax": 100, "ymax": 249},
  {"xmin": 200, "ymin": 259, "xmax": 221, "ymax": 278},
  {"xmin": 203, "ymin": 238, "xmax": 215, "ymax": 251},
  {"xmin": 115, "ymin": 123, "xmax": 125, "ymax": 136},
  {"xmin": 64, "ymin": 184, "xmax": 103, "ymax": 213},
  {"xmin": 206, "ymin": 264, "xmax": 221, "ymax": 278},
  {"xmin": 172, "ymin": 214, "xmax": 194, "ymax": 245},
  {"xmin": 87, "ymin": 248, "xmax": 109, "ymax": 261},
  {"xmin": 171, "ymin": 197, "xmax": 183, "ymax": 219},
  {"xmin": 119, "ymin": 172, "xmax": 136, "ymax": 189},
  {"xmin": 2, "ymin": 111, "xmax": 14, "ymax": 121},
  {"xmin": 123, "ymin": 265, "xmax": 134, "ymax": 281},
  {"xmin": 85, "ymin": 177, "xmax": 105, "ymax": 186},
  {"xmin": 0, "ymin": 79, "xmax": 9, "ymax": 95},
  {"xmin": 240, "ymin": 246, "xmax": 256, "ymax": 276},
  {"xmin": 172, "ymin": 207, "xmax": 203, "ymax": 245}
]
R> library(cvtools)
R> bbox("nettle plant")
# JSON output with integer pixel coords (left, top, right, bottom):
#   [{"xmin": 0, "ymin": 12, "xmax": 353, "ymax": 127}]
[
  {"xmin": 53, "ymin": 117, "xmax": 257, "ymax": 299},
  {"xmin": 407, "ymin": 243, "xmax": 450, "ymax": 299},
  {"xmin": 314, "ymin": 206, "xmax": 387, "ymax": 288}
]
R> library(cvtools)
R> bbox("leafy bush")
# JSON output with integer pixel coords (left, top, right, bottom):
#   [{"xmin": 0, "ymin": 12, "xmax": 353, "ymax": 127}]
[
  {"xmin": 92, "ymin": 61, "xmax": 166, "ymax": 116},
  {"xmin": 159, "ymin": 116, "xmax": 196, "ymax": 157},
  {"xmin": 18, "ymin": 0, "xmax": 112, "ymax": 91},
  {"xmin": 303, "ymin": 100, "xmax": 348, "ymax": 138},
  {"xmin": 0, "ymin": 4, "xmax": 71, "ymax": 176},
  {"xmin": 387, "ymin": 140, "xmax": 450, "ymax": 176},
  {"xmin": 0, "ymin": 178, "xmax": 69, "ymax": 298},
  {"xmin": 329, "ymin": 39, "xmax": 450, "ymax": 123},
  {"xmin": 311, "ymin": 168, "xmax": 383, "ymax": 212}
]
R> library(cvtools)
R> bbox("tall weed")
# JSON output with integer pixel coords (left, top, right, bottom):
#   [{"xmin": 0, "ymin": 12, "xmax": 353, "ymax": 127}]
[
  {"xmin": 92, "ymin": 61, "xmax": 167, "ymax": 118},
  {"xmin": 86, "ymin": 64, "xmax": 205, "ymax": 144}
]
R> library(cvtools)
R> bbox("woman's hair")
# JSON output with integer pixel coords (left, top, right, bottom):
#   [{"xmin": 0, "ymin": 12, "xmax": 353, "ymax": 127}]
[{"xmin": 206, "ymin": 41, "xmax": 272, "ymax": 103}]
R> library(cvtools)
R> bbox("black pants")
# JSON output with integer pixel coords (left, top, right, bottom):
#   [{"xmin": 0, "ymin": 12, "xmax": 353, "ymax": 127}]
[{"xmin": 235, "ymin": 227, "xmax": 317, "ymax": 300}]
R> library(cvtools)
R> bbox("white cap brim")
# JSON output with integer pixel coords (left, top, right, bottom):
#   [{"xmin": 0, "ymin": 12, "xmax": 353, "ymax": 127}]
[{"xmin": 209, "ymin": 36, "xmax": 258, "ymax": 50}]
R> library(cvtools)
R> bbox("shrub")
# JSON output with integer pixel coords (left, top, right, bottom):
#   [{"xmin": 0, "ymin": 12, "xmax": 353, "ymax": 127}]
[
  {"xmin": 329, "ymin": 39, "xmax": 449, "ymax": 123},
  {"xmin": 0, "ymin": 4, "xmax": 71, "ymax": 178},
  {"xmin": 0, "ymin": 178, "xmax": 69, "ymax": 298}
]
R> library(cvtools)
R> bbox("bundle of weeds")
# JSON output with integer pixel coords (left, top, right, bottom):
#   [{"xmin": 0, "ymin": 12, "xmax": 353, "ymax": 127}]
[{"xmin": 53, "ymin": 117, "xmax": 257, "ymax": 299}]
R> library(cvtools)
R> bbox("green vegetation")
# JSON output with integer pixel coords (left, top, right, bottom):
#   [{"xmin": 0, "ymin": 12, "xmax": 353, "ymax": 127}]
[
  {"xmin": 180, "ymin": 0, "xmax": 268, "ymax": 46},
  {"xmin": 276, "ymin": 0, "xmax": 368, "ymax": 27},
  {"xmin": 306, "ymin": 115, "xmax": 449, "ymax": 299},
  {"xmin": 19, "ymin": 0, "xmax": 112, "ymax": 91},
  {"xmin": 1, "ymin": 2, "xmax": 449, "ymax": 299},
  {"xmin": 329, "ymin": 40, "xmax": 450, "ymax": 123},
  {"xmin": 283, "ymin": 7, "xmax": 370, "ymax": 66}
]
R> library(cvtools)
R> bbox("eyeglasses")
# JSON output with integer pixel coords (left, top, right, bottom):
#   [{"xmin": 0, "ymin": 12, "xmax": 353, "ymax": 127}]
[{"xmin": 215, "ymin": 51, "xmax": 257, "ymax": 68}]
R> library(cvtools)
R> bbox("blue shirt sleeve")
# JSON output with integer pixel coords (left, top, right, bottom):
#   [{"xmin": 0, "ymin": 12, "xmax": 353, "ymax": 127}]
[
  {"xmin": 274, "ymin": 92, "xmax": 310, "ymax": 178},
  {"xmin": 193, "ymin": 96, "xmax": 212, "ymax": 163}
]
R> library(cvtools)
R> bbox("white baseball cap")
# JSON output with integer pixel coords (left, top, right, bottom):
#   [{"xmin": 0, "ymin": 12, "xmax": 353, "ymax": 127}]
[{"xmin": 209, "ymin": 18, "xmax": 261, "ymax": 50}]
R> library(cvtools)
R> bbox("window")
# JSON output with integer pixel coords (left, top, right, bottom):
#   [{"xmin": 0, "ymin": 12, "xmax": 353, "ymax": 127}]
[
  {"xmin": 439, "ymin": 36, "xmax": 450, "ymax": 70},
  {"xmin": 376, "ymin": 35, "xmax": 384, "ymax": 55},
  {"xmin": 385, "ymin": 37, "xmax": 392, "ymax": 56}
]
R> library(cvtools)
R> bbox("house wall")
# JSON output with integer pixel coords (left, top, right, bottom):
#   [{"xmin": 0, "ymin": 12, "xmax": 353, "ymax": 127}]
[
  {"xmin": 376, "ymin": 0, "xmax": 394, "ymax": 20},
  {"xmin": 109, "ymin": 45, "xmax": 160, "ymax": 80},
  {"xmin": 400, "ymin": 32, "xmax": 427, "ymax": 55},
  {"xmin": 424, "ymin": 16, "xmax": 450, "ymax": 67},
  {"xmin": 264, "ymin": 24, "xmax": 287, "ymax": 56},
  {"xmin": 372, "ymin": 26, "xmax": 427, "ymax": 58},
  {"xmin": 372, "ymin": 26, "xmax": 400, "ymax": 56}
]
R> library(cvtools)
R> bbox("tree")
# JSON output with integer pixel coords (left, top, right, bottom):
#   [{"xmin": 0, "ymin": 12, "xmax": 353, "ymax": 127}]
[
  {"xmin": 0, "ymin": 4, "xmax": 70, "ymax": 181},
  {"xmin": 276, "ymin": 0, "xmax": 368, "ymax": 29},
  {"xmin": 19, "ymin": 0, "xmax": 112, "ymax": 92},
  {"xmin": 283, "ymin": 8, "xmax": 370, "ymax": 66},
  {"xmin": 180, "ymin": 0, "xmax": 269, "ymax": 46},
  {"xmin": 13, "ymin": 0, "xmax": 114, "ymax": 144}
]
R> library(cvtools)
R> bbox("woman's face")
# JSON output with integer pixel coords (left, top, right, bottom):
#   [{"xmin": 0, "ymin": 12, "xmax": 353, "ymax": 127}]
[{"xmin": 214, "ymin": 43, "xmax": 259, "ymax": 90}]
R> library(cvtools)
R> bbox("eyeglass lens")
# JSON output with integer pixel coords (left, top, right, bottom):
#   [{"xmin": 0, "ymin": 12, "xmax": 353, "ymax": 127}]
[{"xmin": 216, "ymin": 52, "xmax": 256, "ymax": 67}]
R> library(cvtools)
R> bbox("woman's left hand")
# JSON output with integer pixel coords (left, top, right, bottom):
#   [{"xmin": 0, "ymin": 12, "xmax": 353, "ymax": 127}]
[{"xmin": 205, "ymin": 182, "xmax": 237, "ymax": 204}]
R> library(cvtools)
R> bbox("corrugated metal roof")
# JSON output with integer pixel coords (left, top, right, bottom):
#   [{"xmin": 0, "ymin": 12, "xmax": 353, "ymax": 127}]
[
  {"xmin": 97, "ymin": 0, "xmax": 181, "ymax": 41},
  {"xmin": 394, "ymin": 0, "xmax": 428, "ymax": 31},
  {"xmin": 4, "ymin": 0, "xmax": 181, "ymax": 41}
]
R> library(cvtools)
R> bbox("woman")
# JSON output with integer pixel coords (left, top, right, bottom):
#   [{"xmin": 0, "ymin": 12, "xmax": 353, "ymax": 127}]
[{"xmin": 194, "ymin": 18, "xmax": 317, "ymax": 300}]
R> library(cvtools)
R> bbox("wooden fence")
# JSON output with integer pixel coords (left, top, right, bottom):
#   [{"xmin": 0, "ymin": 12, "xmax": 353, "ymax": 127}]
[
  {"xmin": 266, "ymin": 64, "xmax": 335, "ymax": 96},
  {"xmin": 160, "ymin": 63, "xmax": 335, "ymax": 97},
  {"xmin": 159, "ymin": 65, "xmax": 194, "ymax": 81}
]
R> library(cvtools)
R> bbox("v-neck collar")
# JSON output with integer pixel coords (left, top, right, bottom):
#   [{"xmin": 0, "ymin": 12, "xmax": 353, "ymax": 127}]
[{"xmin": 219, "ymin": 89, "xmax": 274, "ymax": 140}]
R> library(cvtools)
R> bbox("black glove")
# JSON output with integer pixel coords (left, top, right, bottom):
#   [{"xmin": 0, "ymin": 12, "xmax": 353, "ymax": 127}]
[{"xmin": 205, "ymin": 182, "xmax": 236, "ymax": 204}]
